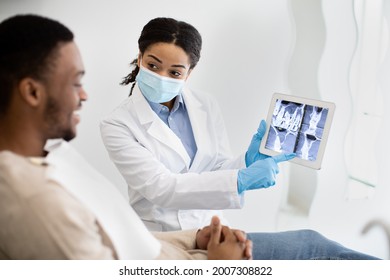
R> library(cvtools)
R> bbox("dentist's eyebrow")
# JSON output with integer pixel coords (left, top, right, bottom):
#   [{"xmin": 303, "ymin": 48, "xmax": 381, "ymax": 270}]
[
  {"xmin": 171, "ymin": 64, "xmax": 187, "ymax": 69},
  {"xmin": 147, "ymin": 54, "xmax": 187, "ymax": 69},
  {"xmin": 147, "ymin": 54, "xmax": 162, "ymax": 63}
]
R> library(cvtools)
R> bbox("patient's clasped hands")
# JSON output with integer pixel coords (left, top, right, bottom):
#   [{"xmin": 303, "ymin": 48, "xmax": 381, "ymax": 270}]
[{"xmin": 196, "ymin": 216, "xmax": 253, "ymax": 260}]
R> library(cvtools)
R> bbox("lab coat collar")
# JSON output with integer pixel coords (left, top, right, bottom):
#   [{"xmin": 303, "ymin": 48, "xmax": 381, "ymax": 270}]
[
  {"xmin": 181, "ymin": 88, "xmax": 210, "ymax": 171},
  {"xmin": 132, "ymin": 85, "xmax": 191, "ymax": 169}
]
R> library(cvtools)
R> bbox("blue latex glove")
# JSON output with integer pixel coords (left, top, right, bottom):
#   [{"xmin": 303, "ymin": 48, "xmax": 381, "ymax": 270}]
[
  {"xmin": 237, "ymin": 153, "xmax": 296, "ymax": 194},
  {"xmin": 245, "ymin": 119, "xmax": 269, "ymax": 167}
]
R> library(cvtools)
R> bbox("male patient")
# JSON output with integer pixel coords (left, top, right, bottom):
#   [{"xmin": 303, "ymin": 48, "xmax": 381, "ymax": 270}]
[{"xmin": 0, "ymin": 14, "xmax": 251, "ymax": 260}]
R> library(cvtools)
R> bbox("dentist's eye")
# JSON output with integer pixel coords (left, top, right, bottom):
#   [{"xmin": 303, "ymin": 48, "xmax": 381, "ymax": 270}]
[
  {"xmin": 147, "ymin": 63, "xmax": 158, "ymax": 70},
  {"xmin": 170, "ymin": 71, "xmax": 181, "ymax": 77}
]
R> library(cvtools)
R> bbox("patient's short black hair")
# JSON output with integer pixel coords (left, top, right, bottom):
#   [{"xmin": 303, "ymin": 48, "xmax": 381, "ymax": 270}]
[{"xmin": 0, "ymin": 14, "xmax": 74, "ymax": 115}]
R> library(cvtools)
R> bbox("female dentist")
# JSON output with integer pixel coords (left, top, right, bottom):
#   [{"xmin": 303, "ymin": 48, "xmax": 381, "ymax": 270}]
[
  {"xmin": 100, "ymin": 17, "xmax": 294, "ymax": 232},
  {"xmin": 99, "ymin": 17, "xmax": 381, "ymax": 260}
]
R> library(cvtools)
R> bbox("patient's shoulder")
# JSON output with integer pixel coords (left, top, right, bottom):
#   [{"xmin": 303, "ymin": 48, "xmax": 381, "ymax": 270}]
[
  {"xmin": 0, "ymin": 151, "xmax": 115, "ymax": 259},
  {"xmin": 0, "ymin": 151, "xmax": 49, "ymax": 198}
]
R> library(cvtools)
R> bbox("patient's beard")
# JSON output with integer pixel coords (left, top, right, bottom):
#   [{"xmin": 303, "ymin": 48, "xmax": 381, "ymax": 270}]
[{"xmin": 44, "ymin": 96, "xmax": 76, "ymax": 142}]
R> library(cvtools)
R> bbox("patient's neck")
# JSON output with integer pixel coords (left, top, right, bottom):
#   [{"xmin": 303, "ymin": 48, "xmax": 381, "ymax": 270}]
[{"xmin": 0, "ymin": 119, "xmax": 47, "ymax": 158}]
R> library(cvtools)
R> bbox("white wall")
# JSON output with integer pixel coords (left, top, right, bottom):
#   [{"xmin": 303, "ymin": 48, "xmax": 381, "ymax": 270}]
[
  {"xmin": 1, "ymin": 0, "xmax": 389, "ymax": 258},
  {"xmin": 310, "ymin": 0, "xmax": 390, "ymax": 259}
]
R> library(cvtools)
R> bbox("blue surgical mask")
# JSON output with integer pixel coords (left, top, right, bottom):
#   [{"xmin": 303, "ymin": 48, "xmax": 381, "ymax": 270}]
[{"xmin": 136, "ymin": 65, "xmax": 185, "ymax": 103}]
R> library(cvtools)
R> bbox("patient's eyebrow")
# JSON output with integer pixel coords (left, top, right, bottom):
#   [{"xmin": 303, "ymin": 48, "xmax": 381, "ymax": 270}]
[
  {"xmin": 76, "ymin": 70, "xmax": 85, "ymax": 77},
  {"xmin": 71, "ymin": 70, "xmax": 85, "ymax": 80}
]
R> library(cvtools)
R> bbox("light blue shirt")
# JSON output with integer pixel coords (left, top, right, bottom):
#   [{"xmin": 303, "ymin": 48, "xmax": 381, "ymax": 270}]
[{"xmin": 147, "ymin": 94, "xmax": 198, "ymax": 164}]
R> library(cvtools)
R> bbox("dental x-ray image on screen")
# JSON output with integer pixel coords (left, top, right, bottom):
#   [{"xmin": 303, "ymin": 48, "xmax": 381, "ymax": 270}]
[
  {"xmin": 260, "ymin": 93, "xmax": 335, "ymax": 169},
  {"xmin": 265, "ymin": 99, "xmax": 328, "ymax": 161}
]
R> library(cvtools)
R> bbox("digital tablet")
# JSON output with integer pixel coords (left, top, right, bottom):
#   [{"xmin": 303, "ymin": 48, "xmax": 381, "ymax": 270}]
[{"xmin": 259, "ymin": 93, "xmax": 336, "ymax": 169}]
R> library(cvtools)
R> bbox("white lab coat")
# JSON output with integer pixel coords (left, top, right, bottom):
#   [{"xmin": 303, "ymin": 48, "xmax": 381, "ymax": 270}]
[{"xmin": 100, "ymin": 85, "xmax": 245, "ymax": 231}]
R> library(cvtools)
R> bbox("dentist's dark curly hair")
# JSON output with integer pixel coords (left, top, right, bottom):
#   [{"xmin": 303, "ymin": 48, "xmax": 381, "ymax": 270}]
[{"xmin": 121, "ymin": 17, "xmax": 202, "ymax": 95}]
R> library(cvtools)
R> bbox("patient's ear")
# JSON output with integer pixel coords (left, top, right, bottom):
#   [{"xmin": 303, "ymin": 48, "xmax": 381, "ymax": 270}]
[{"xmin": 18, "ymin": 78, "xmax": 45, "ymax": 107}]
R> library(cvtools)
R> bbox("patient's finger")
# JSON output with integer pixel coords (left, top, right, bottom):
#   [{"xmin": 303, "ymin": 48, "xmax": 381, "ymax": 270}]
[
  {"xmin": 232, "ymin": 229, "xmax": 247, "ymax": 243},
  {"xmin": 245, "ymin": 239, "xmax": 253, "ymax": 260},
  {"xmin": 209, "ymin": 216, "xmax": 222, "ymax": 245}
]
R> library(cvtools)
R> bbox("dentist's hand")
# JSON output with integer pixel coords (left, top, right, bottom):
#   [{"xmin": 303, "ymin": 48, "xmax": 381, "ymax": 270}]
[
  {"xmin": 237, "ymin": 153, "xmax": 296, "ymax": 194},
  {"xmin": 245, "ymin": 119, "xmax": 270, "ymax": 167}
]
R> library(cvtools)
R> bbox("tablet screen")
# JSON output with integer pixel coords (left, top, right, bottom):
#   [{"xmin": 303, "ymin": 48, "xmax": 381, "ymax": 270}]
[
  {"xmin": 260, "ymin": 93, "xmax": 335, "ymax": 169},
  {"xmin": 265, "ymin": 99, "xmax": 329, "ymax": 161}
]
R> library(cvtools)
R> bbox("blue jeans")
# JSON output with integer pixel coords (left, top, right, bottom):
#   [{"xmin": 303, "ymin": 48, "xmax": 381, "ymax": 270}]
[{"xmin": 247, "ymin": 230, "xmax": 380, "ymax": 260}]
